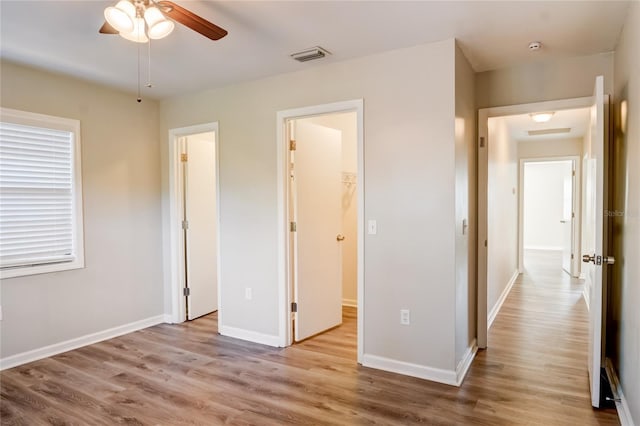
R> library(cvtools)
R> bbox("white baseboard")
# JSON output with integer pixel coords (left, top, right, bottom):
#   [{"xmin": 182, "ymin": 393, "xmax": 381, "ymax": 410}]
[
  {"xmin": 605, "ymin": 358, "xmax": 636, "ymax": 426},
  {"xmin": 163, "ymin": 314, "xmax": 175, "ymax": 324},
  {"xmin": 488, "ymin": 269, "xmax": 519, "ymax": 329},
  {"xmin": 362, "ymin": 353, "xmax": 457, "ymax": 386},
  {"xmin": 342, "ymin": 298, "xmax": 357, "ymax": 308},
  {"xmin": 0, "ymin": 315, "xmax": 166, "ymax": 371},
  {"xmin": 455, "ymin": 339, "xmax": 478, "ymax": 386},
  {"xmin": 219, "ymin": 325, "xmax": 281, "ymax": 347}
]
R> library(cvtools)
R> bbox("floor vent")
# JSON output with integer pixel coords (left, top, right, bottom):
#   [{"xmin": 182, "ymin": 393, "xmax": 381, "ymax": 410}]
[{"xmin": 291, "ymin": 46, "xmax": 331, "ymax": 62}]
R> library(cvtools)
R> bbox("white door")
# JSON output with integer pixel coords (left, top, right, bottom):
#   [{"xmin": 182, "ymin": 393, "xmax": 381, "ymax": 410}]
[
  {"xmin": 292, "ymin": 120, "xmax": 343, "ymax": 341},
  {"xmin": 183, "ymin": 134, "xmax": 218, "ymax": 320},
  {"xmin": 561, "ymin": 168, "xmax": 573, "ymax": 274},
  {"xmin": 582, "ymin": 75, "xmax": 610, "ymax": 408}
]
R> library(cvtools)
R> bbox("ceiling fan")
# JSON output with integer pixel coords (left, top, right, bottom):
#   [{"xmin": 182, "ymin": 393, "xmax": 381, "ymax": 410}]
[{"xmin": 99, "ymin": 0, "xmax": 227, "ymax": 43}]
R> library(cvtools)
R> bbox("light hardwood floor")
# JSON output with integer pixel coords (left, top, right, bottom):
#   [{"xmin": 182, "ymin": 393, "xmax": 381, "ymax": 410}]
[{"xmin": 1, "ymin": 251, "xmax": 619, "ymax": 425}]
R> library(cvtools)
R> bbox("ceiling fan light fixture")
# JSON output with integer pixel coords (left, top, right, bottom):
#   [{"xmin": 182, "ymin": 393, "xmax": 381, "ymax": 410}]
[
  {"xmin": 144, "ymin": 6, "xmax": 175, "ymax": 39},
  {"xmin": 120, "ymin": 17, "xmax": 149, "ymax": 43},
  {"xmin": 104, "ymin": 0, "xmax": 136, "ymax": 33},
  {"xmin": 530, "ymin": 111, "xmax": 555, "ymax": 123}
]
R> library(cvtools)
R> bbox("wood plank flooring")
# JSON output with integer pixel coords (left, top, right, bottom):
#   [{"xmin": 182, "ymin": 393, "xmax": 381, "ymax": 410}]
[{"xmin": 1, "ymin": 251, "xmax": 620, "ymax": 425}]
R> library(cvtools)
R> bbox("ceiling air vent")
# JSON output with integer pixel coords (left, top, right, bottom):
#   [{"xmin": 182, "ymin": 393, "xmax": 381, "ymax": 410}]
[
  {"xmin": 291, "ymin": 46, "xmax": 331, "ymax": 63},
  {"xmin": 527, "ymin": 128, "xmax": 571, "ymax": 136}
]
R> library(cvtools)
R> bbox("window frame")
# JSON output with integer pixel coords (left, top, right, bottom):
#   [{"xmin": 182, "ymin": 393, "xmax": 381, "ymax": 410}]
[{"xmin": 0, "ymin": 107, "xmax": 85, "ymax": 279}]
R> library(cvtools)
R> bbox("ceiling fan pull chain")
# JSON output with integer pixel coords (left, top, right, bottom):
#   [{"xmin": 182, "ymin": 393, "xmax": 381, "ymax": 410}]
[
  {"xmin": 137, "ymin": 38, "xmax": 142, "ymax": 102},
  {"xmin": 147, "ymin": 37, "xmax": 153, "ymax": 88}
]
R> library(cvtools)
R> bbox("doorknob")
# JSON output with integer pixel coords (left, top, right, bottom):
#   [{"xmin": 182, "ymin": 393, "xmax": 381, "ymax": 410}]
[
  {"xmin": 582, "ymin": 254, "xmax": 615, "ymax": 265},
  {"xmin": 336, "ymin": 234, "xmax": 345, "ymax": 241}
]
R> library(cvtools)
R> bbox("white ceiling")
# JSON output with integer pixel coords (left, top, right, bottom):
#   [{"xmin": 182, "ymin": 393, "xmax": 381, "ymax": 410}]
[
  {"xmin": 0, "ymin": 1, "xmax": 631, "ymax": 100},
  {"xmin": 505, "ymin": 107, "xmax": 591, "ymax": 142}
]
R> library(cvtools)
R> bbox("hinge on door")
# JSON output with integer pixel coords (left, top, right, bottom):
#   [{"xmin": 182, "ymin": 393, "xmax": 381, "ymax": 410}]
[
  {"xmin": 182, "ymin": 220, "xmax": 189, "ymax": 230},
  {"xmin": 183, "ymin": 287, "xmax": 191, "ymax": 296},
  {"xmin": 289, "ymin": 140, "xmax": 296, "ymax": 151},
  {"xmin": 290, "ymin": 221, "xmax": 297, "ymax": 232},
  {"xmin": 479, "ymin": 136, "xmax": 486, "ymax": 148},
  {"xmin": 484, "ymin": 239, "xmax": 488, "ymax": 247},
  {"xmin": 291, "ymin": 302, "xmax": 298, "ymax": 312},
  {"xmin": 572, "ymin": 212, "xmax": 575, "ymax": 218},
  {"xmin": 571, "ymin": 254, "xmax": 574, "ymax": 260},
  {"xmin": 572, "ymin": 169, "xmax": 576, "ymax": 176},
  {"xmin": 181, "ymin": 153, "xmax": 188, "ymax": 162}
]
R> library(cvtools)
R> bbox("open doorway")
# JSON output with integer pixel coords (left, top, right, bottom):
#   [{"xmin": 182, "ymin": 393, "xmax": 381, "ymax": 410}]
[
  {"xmin": 166, "ymin": 123, "xmax": 221, "ymax": 327},
  {"xmin": 477, "ymin": 76, "xmax": 611, "ymax": 408},
  {"xmin": 520, "ymin": 158, "xmax": 579, "ymax": 277},
  {"xmin": 276, "ymin": 100, "xmax": 364, "ymax": 362}
]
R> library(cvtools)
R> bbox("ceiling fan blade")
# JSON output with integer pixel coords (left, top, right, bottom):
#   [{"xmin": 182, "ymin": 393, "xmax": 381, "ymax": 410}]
[
  {"xmin": 99, "ymin": 21, "xmax": 118, "ymax": 34},
  {"xmin": 157, "ymin": 1, "xmax": 228, "ymax": 41}
]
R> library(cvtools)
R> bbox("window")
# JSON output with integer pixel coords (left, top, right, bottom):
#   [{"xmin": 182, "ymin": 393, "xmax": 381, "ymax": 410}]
[{"xmin": 0, "ymin": 108, "xmax": 84, "ymax": 279}]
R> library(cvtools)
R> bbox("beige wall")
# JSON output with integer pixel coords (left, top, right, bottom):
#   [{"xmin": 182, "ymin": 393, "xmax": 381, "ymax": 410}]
[
  {"xmin": 487, "ymin": 117, "xmax": 519, "ymax": 316},
  {"xmin": 0, "ymin": 61, "xmax": 163, "ymax": 359},
  {"xmin": 454, "ymin": 43, "xmax": 477, "ymax": 365},
  {"xmin": 477, "ymin": 52, "xmax": 614, "ymax": 108},
  {"xmin": 306, "ymin": 113, "xmax": 358, "ymax": 306},
  {"xmin": 611, "ymin": 1, "xmax": 640, "ymax": 422},
  {"xmin": 518, "ymin": 137, "xmax": 582, "ymax": 159},
  {"xmin": 160, "ymin": 39, "xmax": 471, "ymax": 374}
]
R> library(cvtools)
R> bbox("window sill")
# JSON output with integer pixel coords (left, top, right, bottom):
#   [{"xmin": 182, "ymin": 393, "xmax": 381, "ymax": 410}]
[{"xmin": 0, "ymin": 259, "xmax": 85, "ymax": 280}]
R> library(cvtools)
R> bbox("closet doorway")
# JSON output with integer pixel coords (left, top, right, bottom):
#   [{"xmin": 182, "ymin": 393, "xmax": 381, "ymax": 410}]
[
  {"xmin": 276, "ymin": 100, "xmax": 364, "ymax": 362},
  {"xmin": 167, "ymin": 123, "xmax": 221, "ymax": 324}
]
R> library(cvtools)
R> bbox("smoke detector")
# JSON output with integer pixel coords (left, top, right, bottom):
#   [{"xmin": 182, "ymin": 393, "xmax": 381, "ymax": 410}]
[
  {"xmin": 528, "ymin": 41, "xmax": 542, "ymax": 51},
  {"xmin": 290, "ymin": 46, "xmax": 332, "ymax": 62}
]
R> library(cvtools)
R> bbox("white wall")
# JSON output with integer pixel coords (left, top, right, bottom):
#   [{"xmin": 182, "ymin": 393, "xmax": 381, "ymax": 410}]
[
  {"xmin": 454, "ymin": 43, "xmax": 477, "ymax": 366},
  {"xmin": 487, "ymin": 117, "xmax": 519, "ymax": 315},
  {"xmin": 523, "ymin": 161, "xmax": 572, "ymax": 250},
  {"xmin": 160, "ymin": 39, "xmax": 471, "ymax": 377},
  {"xmin": 306, "ymin": 113, "xmax": 358, "ymax": 306},
  {"xmin": 0, "ymin": 61, "xmax": 163, "ymax": 360},
  {"xmin": 612, "ymin": 1, "xmax": 640, "ymax": 423}
]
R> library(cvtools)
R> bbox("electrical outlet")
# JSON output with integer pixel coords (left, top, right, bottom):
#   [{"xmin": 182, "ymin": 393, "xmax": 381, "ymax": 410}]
[
  {"xmin": 245, "ymin": 288, "xmax": 252, "ymax": 300},
  {"xmin": 400, "ymin": 309, "xmax": 410, "ymax": 325}
]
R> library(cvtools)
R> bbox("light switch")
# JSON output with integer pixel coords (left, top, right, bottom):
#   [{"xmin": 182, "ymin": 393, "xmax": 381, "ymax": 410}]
[{"xmin": 368, "ymin": 220, "xmax": 377, "ymax": 235}]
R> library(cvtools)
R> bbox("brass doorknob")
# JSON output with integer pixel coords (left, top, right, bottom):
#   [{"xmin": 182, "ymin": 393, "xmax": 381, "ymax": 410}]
[{"xmin": 336, "ymin": 234, "xmax": 345, "ymax": 241}]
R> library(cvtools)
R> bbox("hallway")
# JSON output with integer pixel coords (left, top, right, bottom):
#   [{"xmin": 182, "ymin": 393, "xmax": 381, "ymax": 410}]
[{"xmin": 464, "ymin": 249, "xmax": 619, "ymax": 424}]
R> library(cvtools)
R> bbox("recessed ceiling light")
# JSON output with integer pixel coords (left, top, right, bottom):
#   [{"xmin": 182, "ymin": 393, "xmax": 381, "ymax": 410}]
[
  {"xmin": 530, "ymin": 111, "xmax": 554, "ymax": 122},
  {"xmin": 528, "ymin": 41, "xmax": 542, "ymax": 51}
]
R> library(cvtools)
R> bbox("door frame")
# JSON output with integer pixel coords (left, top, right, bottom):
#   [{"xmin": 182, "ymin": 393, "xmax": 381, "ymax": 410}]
[
  {"xmin": 165, "ymin": 122, "xmax": 222, "ymax": 324},
  {"xmin": 477, "ymin": 96, "xmax": 592, "ymax": 348},
  {"xmin": 518, "ymin": 156, "xmax": 581, "ymax": 277},
  {"xmin": 276, "ymin": 99, "xmax": 364, "ymax": 362}
]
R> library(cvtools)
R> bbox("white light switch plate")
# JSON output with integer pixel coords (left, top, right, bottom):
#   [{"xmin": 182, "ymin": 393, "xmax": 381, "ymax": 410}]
[{"xmin": 368, "ymin": 220, "xmax": 377, "ymax": 235}]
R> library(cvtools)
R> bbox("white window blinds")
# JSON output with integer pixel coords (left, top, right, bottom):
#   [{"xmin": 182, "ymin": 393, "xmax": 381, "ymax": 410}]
[{"xmin": 0, "ymin": 121, "xmax": 76, "ymax": 269}]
